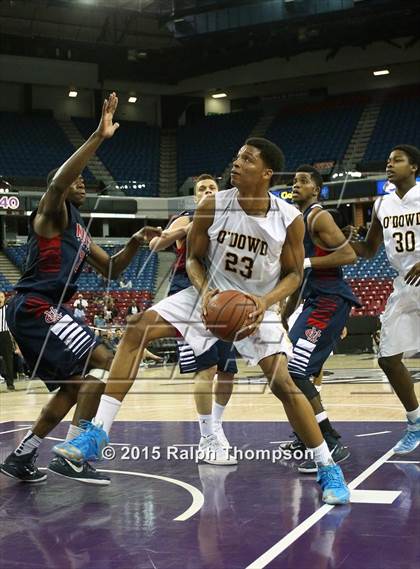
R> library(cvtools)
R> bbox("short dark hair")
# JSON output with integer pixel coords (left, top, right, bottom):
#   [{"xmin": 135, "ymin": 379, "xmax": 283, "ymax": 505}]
[
  {"xmin": 295, "ymin": 164, "xmax": 323, "ymax": 191},
  {"xmin": 245, "ymin": 137, "xmax": 285, "ymax": 174},
  {"xmin": 195, "ymin": 173, "xmax": 216, "ymax": 184},
  {"xmin": 392, "ymin": 144, "xmax": 420, "ymax": 176}
]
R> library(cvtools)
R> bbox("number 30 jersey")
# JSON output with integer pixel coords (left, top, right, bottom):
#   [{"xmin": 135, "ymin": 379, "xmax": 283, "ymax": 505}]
[
  {"xmin": 374, "ymin": 184, "xmax": 420, "ymax": 277},
  {"xmin": 206, "ymin": 187, "xmax": 301, "ymax": 309}
]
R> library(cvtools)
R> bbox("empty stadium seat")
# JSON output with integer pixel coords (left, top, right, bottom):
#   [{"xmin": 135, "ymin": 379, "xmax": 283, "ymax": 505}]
[
  {"xmin": 72, "ymin": 117, "xmax": 160, "ymax": 196},
  {"xmin": 176, "ymin": 110, "xmax": 261, "ymax": 185},
  {"xmin": 364, "ymin": 93, "xmax": 420, "ymax": 162},
  {"xmin": 266, "ymin": 100, "xmax": 363, "ymax": 171},
  {"xmin": 0, "ymin": 112, "xmax": 95, "ymax": 181}
]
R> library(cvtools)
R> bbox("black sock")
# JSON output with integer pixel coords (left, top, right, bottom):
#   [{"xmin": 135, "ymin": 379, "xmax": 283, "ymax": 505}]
[{"xmin": 319, "ymin": 418, "xmax": 340, "ymax": 439}]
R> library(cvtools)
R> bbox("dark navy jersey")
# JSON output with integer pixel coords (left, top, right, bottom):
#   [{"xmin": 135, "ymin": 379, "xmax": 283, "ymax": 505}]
[
  {"xmin": 168, "ymin": 209, "xmax": 194, "ymax": 296},
  {"xmin": 15, "ymin": 201, "xmax": 92, "ymax": 303},
  {"xmin": 302, "ymin": 204, "xmax": 360, "ymax": 306}
]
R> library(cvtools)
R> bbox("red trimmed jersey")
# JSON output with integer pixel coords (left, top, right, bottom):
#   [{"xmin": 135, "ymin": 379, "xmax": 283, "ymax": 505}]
[{"xmin": 15, "ymin": 201, "xmax": 91, "ymax": 303}]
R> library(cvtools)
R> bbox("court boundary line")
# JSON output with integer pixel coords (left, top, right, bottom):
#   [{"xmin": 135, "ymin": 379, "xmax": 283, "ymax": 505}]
[
  {"xmin": 246, "ymin": 448, "xmax": 395, "ymax": 568},
  {"xmin": 96, "ymin": 469, "xmax": 204, "ymax": 521},
  {"xmin": 0, "ymin": 426, "xmax": 31, "ymax": 435}
]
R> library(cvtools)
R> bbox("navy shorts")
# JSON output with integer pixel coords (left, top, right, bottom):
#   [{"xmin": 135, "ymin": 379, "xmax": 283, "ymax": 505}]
[
  {"xmin": 288, "ymin": 294, "xmax": 351, "ymax": 380},
  {"xmin": 6, "ymin": 293, "xmax": 101, "ymax": 392},
  {"xmin": 177, "ymin": 338, "xmax": 238, "ymax": 375},
  {"xmin": 168, "ymin": 271, "xmax": 191, "ymax": 296}
]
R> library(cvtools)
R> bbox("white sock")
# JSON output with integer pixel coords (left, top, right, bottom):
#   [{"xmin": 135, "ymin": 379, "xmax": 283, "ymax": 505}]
[
  {"xmin": 406, "ymin": 406, "xmax": 420, "ymax": 424},
  {"xmin": 212, "ymin": 402, "xmax": 226, "ymax": 424},
  {"xmin": 310, "ymin": 441, "xmax": 334, "ymax": 467},
  {"xmin": 198, "ymin": 414, "xmax": 213, "ymax": 437},
  {"xmin": 94, "ymin": 395, "xmax": 122, "ymax": 435},
  {"xmin": 315, "ymin": 411, "xmax": 328, "ymax": 423},
  {"xmin": 15, "ymin": 430, "xmax": 43, "ymax": 456},
  {"xmin": 66, "ymin": 424, "xmax": 84, "ymax": 441}
]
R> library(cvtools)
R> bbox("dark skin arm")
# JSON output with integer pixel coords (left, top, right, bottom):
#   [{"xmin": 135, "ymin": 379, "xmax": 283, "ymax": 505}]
[
  {"xmin": 282, "ymin": 210, "xmax": 355, "ymax": 329},
  {"xmin": 350, "ymin": 207, "xmax": 383, "ymax": 259},
  {"xmin": 282, "ymin": 288, "xmax": 302, "ymax": 331},
  {"xmin": 87, "ymin": 226, "xmax": 162, "ymax": 280},
  {"xmin": 246, "ymin": 215, "xmax": 305, "ymax": 333},
  {"xmin": 34, "ymin": 93, "xmax": 120, "ymax": 239},
  {"xmin": 307, "ymin": 209, "xmax": 357, "ymax": 268},
  {"xmin": 186, "ymin": 195, "xmax": 215, "ymax": 308}
]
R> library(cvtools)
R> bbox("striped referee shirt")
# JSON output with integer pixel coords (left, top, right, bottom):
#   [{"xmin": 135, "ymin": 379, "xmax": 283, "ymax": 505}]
[{"xmin": 0, "ymin": 305, "xmax": 9, "ymax": 332}]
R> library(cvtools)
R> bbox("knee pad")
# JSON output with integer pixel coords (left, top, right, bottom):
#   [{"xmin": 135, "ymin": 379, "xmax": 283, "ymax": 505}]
[
  {"xmin": 290, "ymin": 374, "xmax": 319, "ymax": 401},
  {"xmin": 88, "ymin": 368, "xmax": 109, "ymax": 383}
]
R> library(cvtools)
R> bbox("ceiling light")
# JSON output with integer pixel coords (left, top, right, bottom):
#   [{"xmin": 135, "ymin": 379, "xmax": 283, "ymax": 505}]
[
  {"xmin": 68, "ymin": 89, "xmax": 78, "ymax": 98},
  {"xmin": 128, "ymin": 96, "xmax": 137, "ymax": 103},
  {"xmin": 373, "ymin": 69, "xmax": 390, "ymax": 76},
  {"xmin": 212, "ymin": 92, "xmax": 227, "ymax": 99}
]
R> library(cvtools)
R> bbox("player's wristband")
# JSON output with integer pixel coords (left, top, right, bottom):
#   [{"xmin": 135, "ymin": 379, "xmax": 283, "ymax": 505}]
[{"xmin": 303, "ymin": 258, "xmax": 312, "ymax": 270}]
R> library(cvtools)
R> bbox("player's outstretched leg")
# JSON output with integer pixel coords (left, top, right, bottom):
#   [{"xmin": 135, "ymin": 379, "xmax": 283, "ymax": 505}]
[
  {"xmin": 379, "ymin": 354, "xmax": 420, "ymax": 454},
  {"xmin": 53, "ymin": 310, "xmax": 177, "ymax": 463},
  {"xmin": 260, "ymin": 353, "xmax": 350, "ymax": 505}
]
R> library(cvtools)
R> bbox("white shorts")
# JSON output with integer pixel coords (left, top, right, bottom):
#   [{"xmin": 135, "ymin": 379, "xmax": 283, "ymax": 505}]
[
  {"xmin": 150, "ymin": 286, "xmax": 293, "ymax": 366},
  {"xmin": 378, "ymin": 277, "xmax": 420, "ymax": 358},
  {"xmin": 287, "ymin": 303, "xmax": 303, "ymax": 329}
]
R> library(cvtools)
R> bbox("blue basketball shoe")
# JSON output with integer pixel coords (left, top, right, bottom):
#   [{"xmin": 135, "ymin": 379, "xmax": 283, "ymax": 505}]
[
  {"xmin": 393, "ymin": 418, "xmax": 420, "ymax": 454},
  {"xmin": 317, "ymin": 464, "xmax": 350, "ymax": 505},
  {"xmin": 53, "ymin": 421, "xmax": 109, "ymax": 463}
]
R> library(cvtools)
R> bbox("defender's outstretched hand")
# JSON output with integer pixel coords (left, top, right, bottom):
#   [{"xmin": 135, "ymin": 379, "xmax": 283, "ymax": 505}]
[{"xmin": 96, "ymin": 92, "xmax": 120, "ymax": 139}]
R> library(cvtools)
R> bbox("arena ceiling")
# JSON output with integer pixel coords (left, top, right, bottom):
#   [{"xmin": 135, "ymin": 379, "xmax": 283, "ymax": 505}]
[{"xmin": 0, "ymin": 0, "xmax": 419, "ymax": 84}]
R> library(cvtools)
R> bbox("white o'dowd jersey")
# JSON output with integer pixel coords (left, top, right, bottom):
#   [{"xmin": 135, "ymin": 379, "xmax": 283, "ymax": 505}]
[
  {"xmin": 374, "ymin": 184, "xmax": 420, "ymax": 276},
  {"xmin": 206, "ymin": 187, "xmax": 301, "ymax": 309}
]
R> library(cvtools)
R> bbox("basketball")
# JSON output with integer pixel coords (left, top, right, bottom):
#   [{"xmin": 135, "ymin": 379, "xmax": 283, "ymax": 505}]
[{"xmin": 204, "ymin": 290, "xmax": 257, "ymax": 342}]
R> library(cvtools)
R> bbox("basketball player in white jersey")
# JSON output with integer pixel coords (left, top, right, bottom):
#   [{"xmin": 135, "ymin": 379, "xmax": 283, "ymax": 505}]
[
  {"xmin": 351, "ymin": 144, "xmax": 420, "ymax": 454},
  {"xmin": 54, "ymin": 137, "xmax": 350, "ymax": 505},
  {"xmin": 149, "ymin": 174, "xmax": 238, "ymax": 464}
]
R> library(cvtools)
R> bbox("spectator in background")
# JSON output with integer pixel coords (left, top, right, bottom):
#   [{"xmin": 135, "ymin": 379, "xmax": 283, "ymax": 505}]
[
  {"xmin": 73, "ymin": 294, "xmax": 88, "ymax": 321},
  {"xmin": 93, "ymin": 312, "xmax": 106, "ymax": 329},
  {"xmin": 104, "ymin": 296, "xmax": 118, "ymax": 325},
  {"xmin": 119, "ymin": 274, "xmax": 133, "ymax": 289},
  {"xmin": 14, "ymin": 343, "xmax": 30, "ymax": 379},
  {"xmin": 0, "ymin": 291, "xmax": 15, "ymax": 391},
  {"xmin": 127, "ymin": 299, "xmax": 140, "ymax": 317}
]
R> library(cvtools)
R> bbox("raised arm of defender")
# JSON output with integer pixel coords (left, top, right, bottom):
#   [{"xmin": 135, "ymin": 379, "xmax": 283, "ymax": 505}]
[
  {"xmin": 87, "ymin": 225, "xmax": 162, "ymax": 280},
  {"xmin": 35, "ymin": 93, "xmax": 120, "ymax": 237}
]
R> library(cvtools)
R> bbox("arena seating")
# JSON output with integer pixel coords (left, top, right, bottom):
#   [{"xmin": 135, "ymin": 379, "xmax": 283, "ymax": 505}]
[
  {"xmin": 3, "ymin": 244, "xmax": 27, "ymax": 272},
  {"xmin": 2, "ymin": 244, "xmax": 158, "ymax": 326},
  {"xmin": 364, "ymin": 93, "xmax": 420, "ymax": 162},
  {"xmin": 1, "ymin": 241, "xmax": 398, "ymax": 319},
  {"xmin": 265, "ymin": 100, "xmax": 364, "ymax": 171},
  {"xmin": 0, "ymin": 273, "xmax": 13, "ymax": 293},
  {"xmin": 176, "ymin": 110, "xmax": 261, "ymax": 185},
  {"xmin": 0, "ymin": 111, "xmax": 95, "ymax": 181},
  {"xmin": 72, "ymin": 117, "xmax": 160, "ymax": 196},
  {"xmin": 343, "ymin": 246, "xmax": 397, "ymax": 316}
]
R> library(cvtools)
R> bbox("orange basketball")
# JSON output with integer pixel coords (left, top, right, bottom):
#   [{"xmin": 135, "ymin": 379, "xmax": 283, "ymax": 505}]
[{"xmin": 204, "ymin": 290, "xmax": 257, "ymax": 342}]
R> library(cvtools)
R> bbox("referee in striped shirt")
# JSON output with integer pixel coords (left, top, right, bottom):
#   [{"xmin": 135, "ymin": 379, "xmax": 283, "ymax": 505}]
[{"xmin": 0, "ymin": 291, "xmax": 15, "ymax": 391}]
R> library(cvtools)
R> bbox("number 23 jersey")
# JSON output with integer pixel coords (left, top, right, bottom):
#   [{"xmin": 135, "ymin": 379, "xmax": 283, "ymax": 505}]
[
  {"xmin": 206, "ymin": 187, "xmax": 301, "ymax": 307},
  {"xmin": 374, "ymin": 183, "xmax": 420, "ymax": 277}
]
